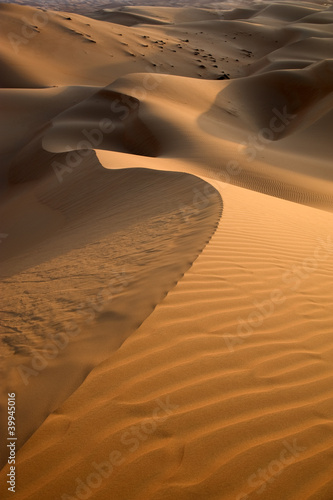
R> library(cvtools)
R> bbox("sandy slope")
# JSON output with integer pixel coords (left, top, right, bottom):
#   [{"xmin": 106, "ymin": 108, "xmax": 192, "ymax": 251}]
[
  {"xmin": 0, "ymin": 130, "xmax": 221, "ymax": 466},
  {"xmin": 96, "ymin": 68, "xmax": 333, "ymax": 208},
  {"xmin": 4, "ymin": 182, "xmax": 333, "ymax": 500},
  {"xmin": 1, "ymin": 1, "xmax": 333, "ymax": 499}
]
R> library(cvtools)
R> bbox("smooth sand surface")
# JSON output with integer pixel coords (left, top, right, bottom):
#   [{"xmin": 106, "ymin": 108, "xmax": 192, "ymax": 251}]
[{"xmin": 0, "ymin": 1, "xmax": 333, "ymax": 499}]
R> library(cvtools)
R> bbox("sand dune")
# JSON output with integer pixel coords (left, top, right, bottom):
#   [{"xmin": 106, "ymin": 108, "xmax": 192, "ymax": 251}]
[
  {"xmin": 251, "ymin": 3, "xmax": 323, "ymax": 22},
  {"xmin": 0, "ymin": 1, "xmax": 333, "ymax": 499},
  {"xmin": 0, "ymin": 146, "xmax": 221, "ymax": 466},
  {"xmin": 92, "ymin": 10, "xmax": 170, "ymax": 27},
  {"xmin": 4, "ymin": 182, "xmax": 333, "ymax": 500},
  {"xmin": 97, "ymin": 67, "xmax": 333, "ymax": 208},
  {"xmin": 92, "ymin": 6, "xmax": 222, "ymax": 25}
]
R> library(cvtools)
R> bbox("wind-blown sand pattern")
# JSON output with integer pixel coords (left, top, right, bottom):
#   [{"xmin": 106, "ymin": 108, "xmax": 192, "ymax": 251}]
[{"xmin": 0, "ymin": 1, "xmax": 333, "ymax": 499}]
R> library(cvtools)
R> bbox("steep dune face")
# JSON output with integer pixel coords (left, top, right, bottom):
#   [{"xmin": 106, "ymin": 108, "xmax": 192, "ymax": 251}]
[
  {"xmin": 0, "ymin": 1, "xmax": 333, "ymax": 500},
  {"xmin": 42, "ymin": 88, "xmax": 162, "ymax": 157},
  {"xmin": 96, "ymin": 68, "xmax": 333, "ymax": 209},
  {"xmin": 0, "ymin": 52, "xmax": 44, "ymax": 89},
  {"xmin": 212, "ymin": 60, "xmax": 333, "ymax": 139},
  {"xmin": 249, "ymin": 37, "xmax": 333, "ymax": 73}
]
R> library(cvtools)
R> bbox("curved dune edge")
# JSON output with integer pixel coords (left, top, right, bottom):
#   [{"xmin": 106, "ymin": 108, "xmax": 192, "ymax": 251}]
[
  {"xmin": 0, "ymin": 2, "xmax": 333, "ymax": 499},
  {"xmin": 2, "ymin": 180, "xmax": 333, "ymax": 500},
  {"xmin": 0, "ymin": 151, "xmax": 222, "ymax": 470}
]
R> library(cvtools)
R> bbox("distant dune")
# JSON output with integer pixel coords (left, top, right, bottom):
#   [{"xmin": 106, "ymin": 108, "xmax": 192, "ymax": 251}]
[
  {"xmin": 0, "ymin": 0, "xmax": 247, "ymax": 14},
  {"xmin": 0, "ymin": 1, "xmax": 333, "ymax": 499}
]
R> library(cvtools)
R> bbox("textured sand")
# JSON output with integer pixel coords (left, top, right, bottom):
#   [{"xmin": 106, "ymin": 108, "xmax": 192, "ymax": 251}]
[{"xmin": 0, "ymin": 1, "xmax": 333, "ymax": 499}]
